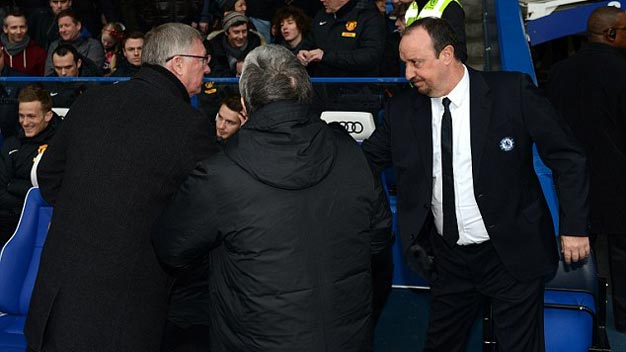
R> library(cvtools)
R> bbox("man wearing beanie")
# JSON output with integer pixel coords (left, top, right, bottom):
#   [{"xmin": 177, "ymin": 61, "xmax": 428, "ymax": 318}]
[{"xmin": 206, "ymin": 11, "xmax": 264, "ymax": 77}]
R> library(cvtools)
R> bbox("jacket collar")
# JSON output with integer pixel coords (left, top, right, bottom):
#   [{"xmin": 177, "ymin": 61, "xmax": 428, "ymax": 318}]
[{"xmin": 134, "ymin": 64, "xmax": 190, "ymax": 103}]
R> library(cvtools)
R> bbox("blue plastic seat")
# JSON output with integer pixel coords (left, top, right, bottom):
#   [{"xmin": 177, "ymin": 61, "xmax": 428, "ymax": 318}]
[{"xmin": 0, "ymin": 188, "xmax": 53, "ymax": 350}]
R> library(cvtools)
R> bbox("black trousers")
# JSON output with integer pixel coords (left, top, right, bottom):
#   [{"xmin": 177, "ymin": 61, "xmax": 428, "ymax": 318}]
[{"xmin": 425, "ymin": 234, "xmax": 545, "ymax": 352}]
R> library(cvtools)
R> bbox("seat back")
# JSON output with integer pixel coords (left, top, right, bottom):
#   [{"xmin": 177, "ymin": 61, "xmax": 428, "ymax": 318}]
[
  {"xmin": 320, "ymin": 111, "xmax": 376, "ymax": 142},
  {"xmin": 0, "ymin": 188, "xmax": 52, "ymax": 315}
]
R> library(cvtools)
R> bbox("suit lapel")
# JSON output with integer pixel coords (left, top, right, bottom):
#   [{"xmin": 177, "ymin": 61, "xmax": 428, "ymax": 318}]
[
  {"xmin": 409, "ymin": 93, "xmax": 433, "ymax": 180},
  {"xmin": 469, "ymin": 69, "xmax": 492, "ymax": 182}
]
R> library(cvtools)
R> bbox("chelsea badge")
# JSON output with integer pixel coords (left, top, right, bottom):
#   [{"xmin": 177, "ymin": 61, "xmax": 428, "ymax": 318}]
[{"xmin": 499, "ymin": 137, "xmax": 515, "ymax": 152}]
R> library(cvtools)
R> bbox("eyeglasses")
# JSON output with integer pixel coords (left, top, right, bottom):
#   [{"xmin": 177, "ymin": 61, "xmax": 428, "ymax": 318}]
[{"xmin": 165, "ymin": 54, "xmax": 211, "ymax": 65}]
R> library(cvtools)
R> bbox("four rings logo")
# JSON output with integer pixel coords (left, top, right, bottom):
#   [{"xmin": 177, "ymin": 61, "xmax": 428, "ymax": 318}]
[{"xmin": 339, "ymin": 121, "xmax": 364, "ymax": 134}]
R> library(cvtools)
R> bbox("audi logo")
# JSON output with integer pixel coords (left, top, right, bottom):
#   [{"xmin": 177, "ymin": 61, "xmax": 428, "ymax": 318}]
[{"xmin": 339, "ymin": 121, "xmax": 364, "ymax": 134}]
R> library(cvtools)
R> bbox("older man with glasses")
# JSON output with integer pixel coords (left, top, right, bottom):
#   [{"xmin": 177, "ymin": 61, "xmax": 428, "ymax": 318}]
[{"xmin": 25, "ymin": 23, "xmax": 218, "ymax": 352}]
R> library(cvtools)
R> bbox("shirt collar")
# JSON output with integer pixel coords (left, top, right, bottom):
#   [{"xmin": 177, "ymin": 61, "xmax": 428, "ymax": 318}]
[{"xmin": 434, "ymin": 64, "xmax": 469, "ymax": 108}]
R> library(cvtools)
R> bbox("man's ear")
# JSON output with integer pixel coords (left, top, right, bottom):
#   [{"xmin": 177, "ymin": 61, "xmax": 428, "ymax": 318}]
[
  {"xmin": 77, "ymin": 58, "xmax": 82, "ymax": 70},
  {"xmin": 2, "ymin": 25, "xmax": 8, "ymax": 35},
  {"xmin": 240, "ymin": 96, "xmax": 248, "ymax": 118},
  {"xmin": 166, "ymin": 56, "xmax": 185, "ymax": 77},
  {"xmin": 440, "ymin": 44, "xmax": 455, "ymax": 64},
  {"xmin": 44, "ymin": 110, "xmax": 54, "ymax": 122}
]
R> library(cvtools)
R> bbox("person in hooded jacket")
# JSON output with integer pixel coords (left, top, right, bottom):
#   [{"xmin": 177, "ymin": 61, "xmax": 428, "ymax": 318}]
[
  {"xmin": 153, "ymin": 44, "xmax": 392, "ymax": 352},
  {"xmin": 0, "ymin": 85, "xmax": 59, "ymax": 245}
]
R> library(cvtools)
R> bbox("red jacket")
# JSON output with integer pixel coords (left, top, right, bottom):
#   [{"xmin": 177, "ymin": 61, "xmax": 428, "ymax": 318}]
[{"xmin": 2, "ymin": 39, "xmax": 47, "ymax": 76}]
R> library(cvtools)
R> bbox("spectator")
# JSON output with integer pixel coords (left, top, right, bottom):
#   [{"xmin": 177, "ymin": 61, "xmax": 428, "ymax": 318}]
[
  {"xmin": 1, "ymin": 7, "xmax": 47, "ymax": 76},
  {"xmin": 44, "ymin": 9, "xmax": 103, "ymax": 76},
  {"xmin": 28, "ymin": 0, "xmax": 72, "ymax": 50},
  {"xmin": 207, "ymin": 11, "xmax": 264, "ymax": 77},
  {"xmin": 297, "ymin": 0, "xmax": 385, "ymax": 77},
  {"xmin": 24, "ymin": 23, "xmax": 216, "ymax": 352},
  {"xmin": 546, "ymin": 6, "xmax": 626, "ymax": 332},
  {"xmin": 100, "ymin": 22, "xmax": 124, "ymax": 75},
  {"xmin": 215, "ymin": 94, "xmax": 246, "ymax": 141},
  {"xmin": 111, "ymin": 31, "xmax": 143, "ymax": 77},
  {"xmin": 0, "ymin": 85, "xmax": 59, "ymax": 245},
  {"xmin": 46, "ymin": 44, "xmax": 96, "ymax": 108},
  {"xmin": 49, "ymin": 43, "xmax": 98, "ymax": 77},
  {"xmin": 0, "ymin": 48, "xmax": 23, "ymax": 138},
  {"xmin": 152, "ymin": 44, "xmax": 392, "ymax": 352},
  {"xmin": 272, "ymin": 6, "xmax": 311, "ymax": 54},
  {"xmin": 297, "ymin": 0, "xmax": 386, "ymax": 113}
]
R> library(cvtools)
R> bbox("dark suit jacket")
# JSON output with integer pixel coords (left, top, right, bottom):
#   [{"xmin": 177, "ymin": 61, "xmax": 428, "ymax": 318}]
[
  {"xmin": 25, "ymin": 64, "xmax": 217, "ymax": 351},
  {"xmin": 362, "ymin": 68, "xmax": 589, "ymax": 282}
]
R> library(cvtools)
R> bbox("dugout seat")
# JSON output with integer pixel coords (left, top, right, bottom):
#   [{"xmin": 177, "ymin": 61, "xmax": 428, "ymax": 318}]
[{"xmin": 0, "ymin": 188, "xmax": 53, "ymax": 350}]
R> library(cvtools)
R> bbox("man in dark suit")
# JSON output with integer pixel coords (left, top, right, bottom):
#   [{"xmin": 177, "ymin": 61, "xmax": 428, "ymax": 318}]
[
  {"xmin": 547, "ymin": 5, "xmax": 626, "ymax": 332},
  {"xmin": 25, "ymin": 23, "xmax": 216, "ymax": 351},
  {"xmin": 362, "ymin": 17, "xmax": 591, "ymax": 351}
]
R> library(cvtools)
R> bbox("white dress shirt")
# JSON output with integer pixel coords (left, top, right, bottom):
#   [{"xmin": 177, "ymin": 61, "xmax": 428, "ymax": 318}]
[{"xmin": 431, "ymin": 65, "xmax": 490, "ymax": 245}]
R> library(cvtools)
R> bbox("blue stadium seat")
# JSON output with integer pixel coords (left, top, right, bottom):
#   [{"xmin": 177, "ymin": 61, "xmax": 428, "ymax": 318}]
[{"xmin": 0, "ymin": 188, "xmax": 53, "ymax": 350}]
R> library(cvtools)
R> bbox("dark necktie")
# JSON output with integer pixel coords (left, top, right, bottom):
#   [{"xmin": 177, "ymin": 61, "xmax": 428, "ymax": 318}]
[{"xmin": 441, "ymin": 97, "xmax": 459, "ymax": 246}]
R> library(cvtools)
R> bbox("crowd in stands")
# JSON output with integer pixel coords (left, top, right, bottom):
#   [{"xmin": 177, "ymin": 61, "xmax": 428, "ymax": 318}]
[{"xmin": 0, "ymin": 0, "xmax": 467, "ymax": 80}]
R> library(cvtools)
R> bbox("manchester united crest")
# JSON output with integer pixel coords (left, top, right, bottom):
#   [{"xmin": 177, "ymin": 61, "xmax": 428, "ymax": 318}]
[{"xmin": 345, "ymin": 21, "xmax": 358, "ymax": 31}]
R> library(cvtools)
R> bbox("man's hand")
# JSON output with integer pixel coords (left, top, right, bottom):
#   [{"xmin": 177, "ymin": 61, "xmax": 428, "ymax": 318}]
[
  {"xmin": 560, "ymin": 235, "xmax": 590, "ymax": 264},
  {"xmin": 297, "ymin": 50, "xmax": 310, "ymax": 66},
  {"xmin": 296, "ymin": 49, "xmax": 324, "ymax": 66},
  {"xmin": 306, "ymin": 49, "xmax": 324, "ymax": 63}
]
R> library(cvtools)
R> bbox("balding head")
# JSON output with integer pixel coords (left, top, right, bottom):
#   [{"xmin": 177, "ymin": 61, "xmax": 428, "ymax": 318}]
[{"xmin": 587, "ymin": 6, "xmax": 626, "ymax": 47}]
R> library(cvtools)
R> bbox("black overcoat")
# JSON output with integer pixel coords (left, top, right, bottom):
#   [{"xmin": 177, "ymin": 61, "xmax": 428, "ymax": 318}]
[{"xmin": 24, "ymin": 64, "xmax": 216, "ymax": 351}]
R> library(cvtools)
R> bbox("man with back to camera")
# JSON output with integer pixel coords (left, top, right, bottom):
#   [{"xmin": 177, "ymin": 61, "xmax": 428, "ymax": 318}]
[
  {"xmin": 546, "ymin": 5, "xmax": 626, "ymax": 332},
  {"xmin": 152, "ymin": 44, "xmax": 392, "ymax": 351},
  {"xmin": 0, "ymin": 85, "xmax": 59, "ymax": 246},
  {"xmin": 25, "ymin": 23, "xmax": 217, "ymax": 352},
  {"xmin": 1, "ymin": 7, "xmax": 47, "ymax": 76},
  {"xmin": 362, "ymin": 17, "xmax": 590, "ymax": 351}
]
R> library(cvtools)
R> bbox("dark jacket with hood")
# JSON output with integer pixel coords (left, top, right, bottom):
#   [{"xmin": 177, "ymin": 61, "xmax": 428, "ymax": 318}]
[{"xmin": 153, "ymin": 100, "xmax": 392, "ymax": 351}]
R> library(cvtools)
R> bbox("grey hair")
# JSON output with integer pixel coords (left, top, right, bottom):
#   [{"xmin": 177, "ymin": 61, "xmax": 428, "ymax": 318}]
[
  {"xmin": 239, "ymin": 44, "xmax": 313, "ymax": 113},
  {"xmin": 142, "ymin": 23, "xmax": 202, "ymax": 66}
]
